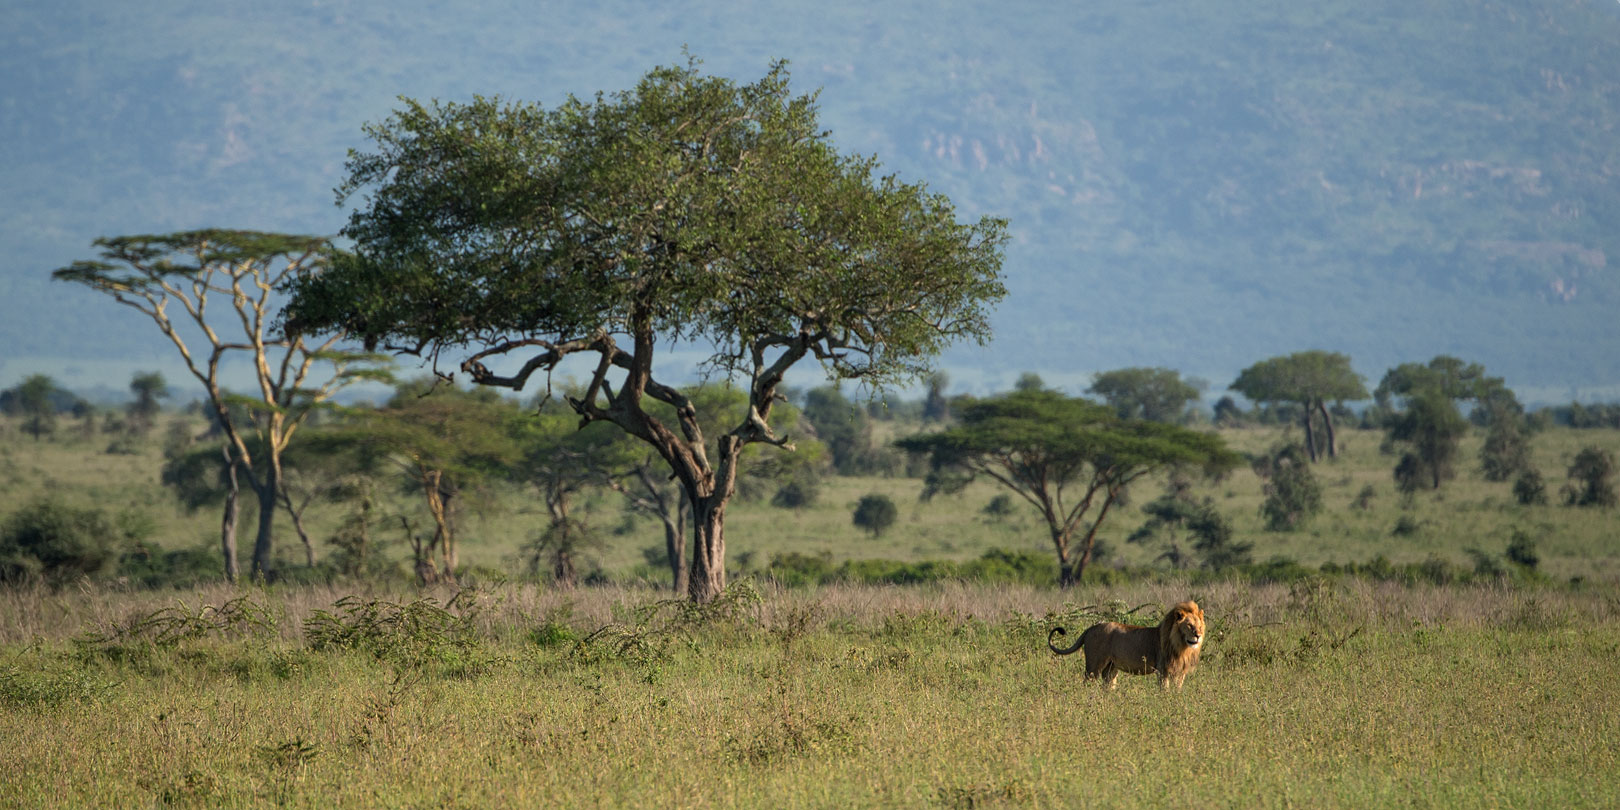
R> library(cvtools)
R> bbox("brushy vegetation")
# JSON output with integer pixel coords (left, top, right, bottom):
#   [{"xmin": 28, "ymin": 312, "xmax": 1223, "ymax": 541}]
[{"xmin": 2, "ymin": 580, "xmax": 1619, "ymax": 808}]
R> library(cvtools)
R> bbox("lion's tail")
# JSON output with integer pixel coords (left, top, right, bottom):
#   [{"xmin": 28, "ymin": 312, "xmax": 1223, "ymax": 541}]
[{"xmin": 1047, "ymin": 624, "xmax": 1090, "ymax": 656}]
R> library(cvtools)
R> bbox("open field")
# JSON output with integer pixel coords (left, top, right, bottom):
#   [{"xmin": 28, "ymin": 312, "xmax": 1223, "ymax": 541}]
[{"xmin": 3, "ymin": 580, "xmax": 1619, "ymax": 808}]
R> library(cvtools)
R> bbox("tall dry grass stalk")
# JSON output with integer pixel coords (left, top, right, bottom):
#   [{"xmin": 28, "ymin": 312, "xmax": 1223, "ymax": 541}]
[{"xmin": 5, "ymin": 578, "xmax": 1615, "ymax": 645}]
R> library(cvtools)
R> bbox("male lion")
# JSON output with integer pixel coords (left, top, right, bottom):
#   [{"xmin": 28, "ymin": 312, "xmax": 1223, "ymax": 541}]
[{"xmin": 1047, "ymin": 601, "xmax": 1205, "ymax": 689}]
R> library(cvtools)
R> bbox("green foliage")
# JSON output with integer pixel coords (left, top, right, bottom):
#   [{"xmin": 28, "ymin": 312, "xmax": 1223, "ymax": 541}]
[
  {"xmin": 897, "ymin": 388, "xmax": 1240, "ymax": 582},
  {"xmin": 0, "ymin": 499, "xmax": 132, "ymax": 584},
  {"xmin": 1513, "ymin": 467, "xmax": 1549, "ymax": 506},
  {"xmin": 981, "ymin": 493, "xmax": 1015, "ymax": 520},
  {"xmin": 126, "ymin": 371, "xmax": 169, "ymax": 435},
  {"xmin": 1374, "ymin": 355, "xmax": 1521, "ymax": 424},
  {"xmin": 1231, "ymin": 351, "xmax": 1366, "ymax": 461},
  {"xmin": 1387, "ymin": 387, "xmax": 1470, "ymax": 491},
  {"xmin": 770, "ymin": 476, "xmax": 820, "ymax": 510},
  {"xmin": 8, "ymin": 375, "xmax": 62, "ymax": 441},
  {"xmin": 1087, "ymin": 366, "xmax": 1203, "ymax": 423},
  {"xmin": 1252, "ymin": 443, "xmax": 1322, "ymax": 531},
  {"xmin": 1480, "ymin": 417, "xmax": 1532, "ymax": 482},
  {"xmin": 303, "ymin": 592, "xmax": 500, "ymax": 676},
  {"xmin": 1130, "ymin": 482, "xmax": 1249, "ymax": 569},
  {"xmin": 77, "ymin": 596, "xmax": 278, "ymax": 650},
  {"xmin": 803, "ymin": 386, "xmax": 890, "ymax": 476},
  {"xmin": 851, "ymin": 493, "xmax": 899, "ymax": 538},
  {"xmin": 1565, "ymin": 446, "xmax": 1617, "ymax": 508},
  {"xmin": 285, "ymin": 58, "xmax": 1007, "ymax": 388}
]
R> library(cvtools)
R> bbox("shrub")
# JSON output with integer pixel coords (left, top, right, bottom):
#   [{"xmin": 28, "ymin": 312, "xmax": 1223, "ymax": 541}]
[
  {"xmin": 1512, "ymin": 468, "xmax": 1548, "ymax": 505},
  {"xmin": 770, "ymin": 477, "xmax": 820, "ymax": 510},
  {"xmin": 852, "ymin": 493, "xmax": 898, "ymax": 538},
  {"xmin": 1505, "ymin": 529, "xmax": 1539, "ymax": 571},
  {"xmin": 1566, "ymin": 446, "xmax": 1616, "ymax": 508},
  {"xmin": 981, "ymin": 494, "xmax": 1016, "ymax": 520},
  {"xmin": 0, "ymin": 499, "xmax": 130, "ymax": 584},
  {"xmin": 1253, "ymin": 443, "xmax": 1322, "ymax": 531}
]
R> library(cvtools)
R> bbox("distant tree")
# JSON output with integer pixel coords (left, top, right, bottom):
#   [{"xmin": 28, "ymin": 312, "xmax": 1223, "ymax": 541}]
[
  {"xmin": 1566, "ymin": 446, "xmax": 1616, "ymax": 508},
  {"xmin": 896, "ymin": 389, "xmax": 1239, "ymax": 586},
  {"xmin": 126, "ymin": 371, "xmax": 170, "ymax": 436},
  {"xmin": 1479, "ymin": 417, "xmax": 1532, "ymax": 482},
  {"xmin": 365, "ymin": 381, "xmax": 519, "ymax": 583},
  {"xmin": 1212, "ymin": 395, "xmax": 1246, "ymax": 427},
  {"xmin": 511, "ymin": 405, "xmax": 637, "ymax": 589},
  {"xmin": 1088, "ymin": 366, "xmax": 1202, "ymax": 424},
  {"xmin": 282, "ymin": 60, "xmax": 1008, "ymax": 603},
  {"xmin": 55, "ymin": 231, "xmax": 387, "ymax": 581},
  {"xmin": 1129, "ymin": 481, "xmax": 1248, "ymax": 569},
  {"xmin": 804, "ymin": 386, "xmax": 879, "ymax": 475},
  {"xmin": 1230, "ymin": 351, "xmax": 1367, "ymax": 462},
  {"xmin": 1013, "ymin": 372, "xmax": 1046, "ymax": 393},
  {"xmin": 923, "ymin": 371, "xmax": 952, "ymax": 422},
  {"xmin": 1374, "ymin": 355, "xmax": 1522, "ymax": 427},
  {"xmin": 13, "ymin": 375, "xmax": 60, "ymax": 441},
  {"xmin": 852, "ymin": 493, "xmax": 898, "ymax": 538},
  {"xmin": 1252, "ymin": 442, "xmax": 1323, "ymax": 530},
  {"xmin": 1387, "ymin": 387, "xmax": 1470, "ymax": 491}
]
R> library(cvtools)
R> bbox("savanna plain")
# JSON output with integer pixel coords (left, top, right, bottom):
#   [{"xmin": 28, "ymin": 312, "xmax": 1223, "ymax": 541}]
[{"xmin": 2, "ymin": 414, "xmax": 1619, "ymax": 808}]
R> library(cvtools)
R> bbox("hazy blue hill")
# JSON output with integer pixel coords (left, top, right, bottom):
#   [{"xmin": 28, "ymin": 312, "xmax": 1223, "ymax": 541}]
[{"xmin": 3, "ymin": 0, "xmax": 1617, "ymax": 397}]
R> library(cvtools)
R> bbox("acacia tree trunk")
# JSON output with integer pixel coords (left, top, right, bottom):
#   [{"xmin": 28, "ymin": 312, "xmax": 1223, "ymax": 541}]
[
  {"xmin": 220, "ymin": 445, "xmax": 241, "ymax": 584},
  {"xmin": 421, "ymin": 469, "xmax": 456, "ymax": 581},
  {"xmin": 1301, "ymin": 405, "xmax": 1320, "ymax": 463},
  {"xmin": 249, "ymin": 462, "xmax": 279, "ymax": 580},
  {"xmin": 688, "ymin": 496, "xmax": 728, "ymax": 603},
  {"xmin": 1317, "ymin": 400, "xmax": 1339, "ymax": 458}
]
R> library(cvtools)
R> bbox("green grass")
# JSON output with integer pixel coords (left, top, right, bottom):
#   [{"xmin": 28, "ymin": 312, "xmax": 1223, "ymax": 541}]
[{"xmin": 2, "ymin": 580, "xmax": 1619, "ymax": 808}]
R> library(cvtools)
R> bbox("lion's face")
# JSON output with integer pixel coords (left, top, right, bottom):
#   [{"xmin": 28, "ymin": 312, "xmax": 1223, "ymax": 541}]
[{"xmin": 1168, "ymin": 602, "xmax": 1205, "ymax": 651}]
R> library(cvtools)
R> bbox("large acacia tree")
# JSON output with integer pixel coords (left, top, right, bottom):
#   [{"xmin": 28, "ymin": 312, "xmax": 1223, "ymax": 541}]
[
  {"xmin": 285, "ymin": 60, "xmax": 1008, "ymax": 602},
  {"xmin": 55, "ymin": 231, "xmax": 386, "ymax": 582},
  {"xmin": 896, "ymin": 390, "xmax": 1239, "ymax": 586},
  {"xmin": 1230, "ymin": 350, "xmax": 1367, "ymax": 462}
]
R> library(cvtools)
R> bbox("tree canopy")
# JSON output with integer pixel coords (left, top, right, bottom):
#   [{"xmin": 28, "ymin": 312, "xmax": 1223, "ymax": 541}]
[
  {"xmin": 284, "ymin": 59, "xmax": 1008, "ymax": 602},
  {"xmin": 1087, "ymin": 366, "xmax": 1204, "ymax": 423}
]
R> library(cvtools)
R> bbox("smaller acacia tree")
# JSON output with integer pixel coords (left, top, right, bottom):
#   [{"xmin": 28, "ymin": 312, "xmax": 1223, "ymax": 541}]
[
  {"xmin": 897, "ymin": 389, "xmax": 1238, "ymax": 586},
  {"xmin": 127, "ymin": 371, "xmax": 170, "ymax": 436},
  {"xmin": 55, "ymin": 231, "xmax": 387, "ymax": 582}
]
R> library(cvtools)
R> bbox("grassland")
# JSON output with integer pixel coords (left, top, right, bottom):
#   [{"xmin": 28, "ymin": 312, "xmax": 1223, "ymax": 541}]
[
  {"xmin": 3, "ymin": 580, "xmax": 1619, "ymax": 808},
  {"xmin": 2, "ymin": 411, "xmax": 1619, "ymax": 806}
]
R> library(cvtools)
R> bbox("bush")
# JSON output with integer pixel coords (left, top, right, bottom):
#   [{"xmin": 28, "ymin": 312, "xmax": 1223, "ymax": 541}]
[
  {"xmin": 852, "ymin": 494, "xmax": 898, "ymax": 538},
  {"xmin": 1512, "ymin": 468, "xmax": 1548, "ymax": 505},
  {"xmin": 0, "ymin": 499, "xmax": 131, "ymax": 584},
  {"xmin": 1253, "ymin": 443, "xmax": 1322, "ymax": 531},
  {"xmin": 771, "ymin": 477, "xmax": 820, "ymax": 510},
  {"xmin": 1566, "ymin": 446, "xmax": 1616, "ymax": 508}
]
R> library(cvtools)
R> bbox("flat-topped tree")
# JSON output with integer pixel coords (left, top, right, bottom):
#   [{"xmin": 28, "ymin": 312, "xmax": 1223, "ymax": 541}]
[
  {"xmin": 54, "ymin": 230, "xmax": 388, "ymax": 582},
  {"xmin": 1231, "ymin": 351, "xmax": 1367, "ymax": 462},
  {"xmin": 284, "ymin": 59, "xmax": 1008, "ymax": 602},
  {"xmin": 897, "ymin": 390, "xmax": 1240, "ymax": 587}
]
